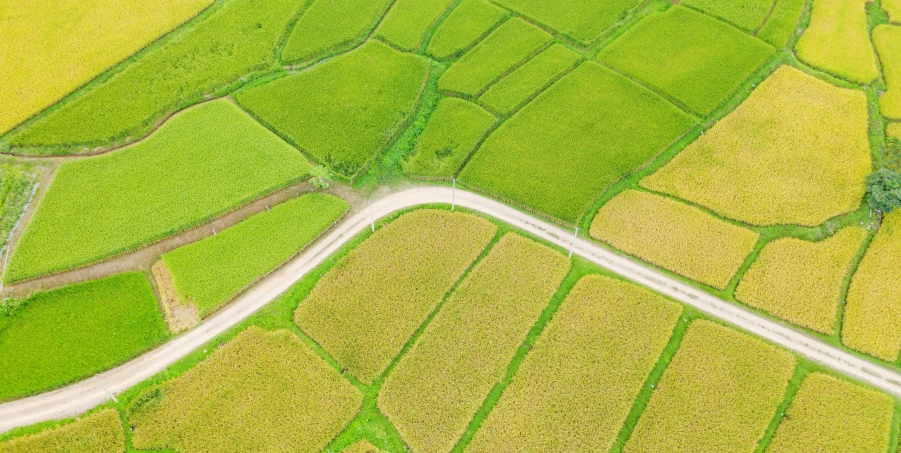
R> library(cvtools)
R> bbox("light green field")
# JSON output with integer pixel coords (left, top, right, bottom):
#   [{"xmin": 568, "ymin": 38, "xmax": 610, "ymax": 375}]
[
  {"xmin": 682, "ymin": 0, "xmax": 774, "ymax": 31},
  {"xmin": 493, "ymin": 0, "xmax": 643, "ymax": 45},
  {"xmin": 757, "ymin": 0, "xmax": 806, "ymax": 48},
  {"xmin": 479, "ymin": 44, "xmax": 582, "ymax": 116},
  {"xmin": 282, "ymin": 0, "xmax": 391, "ymax": 63},
  {"xmin": 0, "ymin": 164, "xmax": 35, "ymax": 252},
  {"xmin": 375, "ymin": 0, "xmax": 456, "ymax": 52},
  {"xmin": 426, "ymin": 0, "xmax": 509, "ymax": 60}
]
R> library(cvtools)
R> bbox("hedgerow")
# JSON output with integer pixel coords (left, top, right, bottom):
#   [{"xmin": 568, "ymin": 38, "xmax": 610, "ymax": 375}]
[
  {"xmin": 767, "ymin": 373, "xmax": 894, "ymax": 453},
  {"xmin": 735, "ymin": 227, "xmax": 867, "ymax": 335},
  {"xmin": 681, "ymin": 0, "xmax": 774, "ymax": 32},
  {"xmin": 0, "ymin": 0, "xmax": 210, "ymax": 137},
  {"xmin": 130, "ymin": 327, "xmax": 362, "ymax": 453},
  {"xmin": 493, "ymin": 0, "xmax": 642, "ymax": 45},
  {"xmin": 874, "ymin": 25, "xmax": 901, "ymax": 120},
  {"xmin": 479, "ymin": 44, "xmax": 582, "ymax": 116},
  {"xmin": 624, "ymin": 320, "xmax": 796, "ymax": 453},
  {"xmin": 161, "ymin": 194, "xmax": 348, "ymax": 316},
  {"xmin": 590, "ymin": 190, "xmax": 758, "ymax": 290},
  {"xmin": 460, "ymin": 63, "xmax": 695, "ymax": 223},
  {"xmin": 6, "ymin": 100, "xmax": 310, "ymax": 282},
  {"xmin": 437, "ymin": 18, "xmax": 553, "ymax": 97},
  {"xmin": 235, "ymin": 40, "xmax": 428, "ymax": 179},
  {"xmin": 401, "ymin": 98, "xmax": 496, "ymax": 178},
  {"xmin": 757, "ymin": 0, "xmax": 806, "ymax": 48},
  {"xmin": 0, "ymin": 409, "xmax": 125, "ymax": 453},
  {"xmin": 425, "ymin": 0, "xmax": 509, "ymax": 60},
  {"xmin": 642, "ymin": 66, "xmax": 871, "ymax": 227},
  {"xmin": 467, "ymin": 275, "xmax": 682, "ymax": 452},
  {"xmin": 0, "ymin": 273, "xmax": 167, "ymax": 401},
  {"xmin": 597, "ymin": 6, "xmax": 775, "ymax": 115},
  {"xmin": 11, "ymin": 0, "xmax": 305, "ymax": 150},
  {"xmin": 296, "ymin": 209, "xmax": 497, "ymax": 383},
  {"xmin": 842, "ymin": 210, "xmax": 901, "ymax": 361},
  {"xmin": 795, "ymin": 0, "xmax": 879, "ymax": 84},
  {"xmin": 344, "ymin": 440, "xmax": 383, "ymax": 453},
  {"xmin": 0, "ymin": 164, "xmax": 35, "ymax": 252},
  {"xmin": 281, "ymin": 0, "xmax": 391, "ymax": 64},
  {"xmin": 378, "ymin": 233, "xmax": 570, "ymax": 453},
  {"xmin": 375, "ymin": 0, "xmax": 456, "ymax": 52}
]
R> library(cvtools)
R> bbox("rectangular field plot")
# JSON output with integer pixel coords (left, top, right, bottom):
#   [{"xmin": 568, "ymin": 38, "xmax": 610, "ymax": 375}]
[
  {"xmin": 0, "ymin": 273, "xmax": 167, "ymax": 401},
  {"xmin": 493, "ymin": 0, "xmax": 642, "ymax": 45},
  {"xmin": 624, "ymin": 320, "xmax": 796, "ymax": 452},
  {"xmin": 795, "ymin": 0, "xmax": 879, "ymax": 84},
  {"xmin": 282, "ymin": 0, "xmax": 392, "ymax": 64},
  {"xmin": 295, "ymin": 209, "xmax": 497, "ymax": 384},
  {"xmin": 375, "ymin": 0, "xmax": 456, "ymax": 52},
  {"xmin": 460, "ymin": 63, "xmax": 695, "ymax": 223},
  {"xmin": 378, "ymin": 234, "xmax": 569, "ymax": 453},
  {"xmin": 479, "ymin": 44, "xmax": 582, "ymax": 116},
  {"xmin": 874, "ymin": 25, "xmax": 901, "ymax": 120},
  {"xmin": 129, "ymin": 327, "xmax": 362, "ymax": 453},
  {"xmin": 6, "ymin": 100, "xmax": 310, "ymax": 282},
  {"xmin": 682, "ymin": 0, "xmax": 774, "ymax": 32},
  {"xmin": 0, "ymin": 163, "xmax": 36, "ymax": 251},
  {"xmin": 598, "ymin": 5, "xmax": 775, "ymax": 115},
  {"xmin": 467, "ymin": 275, "xmax": 681, "ymax": 452},
  {"xmin": 0, "ymin": 409, "xmax": 124, "ymax": 453},
  {"xmin": 426, "ymin": 0, "xmax": 510, "ymax": 60}
]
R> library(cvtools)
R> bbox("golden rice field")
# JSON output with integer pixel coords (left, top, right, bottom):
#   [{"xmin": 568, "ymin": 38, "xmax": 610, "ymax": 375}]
[
  {"xmin": 378, "ymin": 233, "xmax": 569, "ymax": 453},
  {"xmin": 642, "ymin": 66, "xmax": 871, "ymax": 227},
  {"xmin": 890, "ymin": 122, "xmax": 901, "ymax": 139},
  {"xmin": 344, "ymin": 440, "xmax": 383, "ymax": 453},
  {"xmin": 795, "ymin": 0, "xmax": 879, "ymax": 84},
  {"xmin": 735, "ymin": 227, "xmax": 867, "ymax": 334},
  {"xmin": 886, "ymin": 0, "xmax": 901, "ymax": 21},
  {"xmin": 623, "ymin": 320, "xmax": 796, "ymax": 453},
  {"xmin": 129, "ymin": 327, "xmax": 362, "ymax": 453},
  {"xmin": 590, "ymin": 190, "xmax": 759, "ymax": 289},
  {"xmin": 0, "ymin": 409, "xmax": 124, "ymax": 453},
  {"xmin": 842, "ymin": 210, "xmax": 901, "ymax": 361},
  {"xmin": 466, "ymin": 275, "xmax": 682, "ymax": 453},
  {"xmin": 0, "ymin": 0, "xmax": 211, "ymax": 135},
  {"xmin": 767, "ymin": 373, "xmax": 894, "ymax": 453},
  {"xmin": 874, "ymin": 25, "xmax": 901, "ymax": 120}
]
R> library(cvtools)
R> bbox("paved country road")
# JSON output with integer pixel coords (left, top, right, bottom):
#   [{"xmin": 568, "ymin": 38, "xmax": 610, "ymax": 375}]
[{"xmin": 2, "ymin": 186, "xmax": 901, "ymax": 434}]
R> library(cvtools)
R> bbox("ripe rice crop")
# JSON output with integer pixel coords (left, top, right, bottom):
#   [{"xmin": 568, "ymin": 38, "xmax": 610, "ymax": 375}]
[
  {"xmin": 6, "ymin": 100, "xmax": 310, "ymax": 282},
  {"xmin": 378, "ymin": 233, "xmax": 569, "ymax": 453},
  {"xmin": 597, "ymin": 6, "xmax": 775, "ymax": 115},
  {"xmin": 874, "ymin": 25, "xmax": 901, "ymax": 120},
  {"xmin": 757, "ymin": 0, "xmax": 807, "ymax": 48},
  {"xmin": 11, "ymin": 0, "xmax": 306, "ymax": 150},
  {"xmin": 375, "ymin": 0, "xmax": 456, "ymax": 52},
  {"xmin": 401, "ymin": 98, "xmax": 497, "ymax": 178},
  {"xmin": 0, "ymin": 164, "xmax": 36, "ymax": 252},
  {"xmin": 493, "ymin": 0, "xmax": 642, "ymax": 45},
  {"xmin": 437, "ymin": 18, "xmax": 553, "ymax": 97},
  {"xmin": 296, "ymin": 209, "xmax": 497, "ymax": 384},
  {"xmin": 681, "ymin": 0, "xmax": 774, "ymax": 32},
  {"xmin": 130, "ymin": 327, "xmax": 361, "ymax": 452},
  {"xmin": 890, "ymin": 123, "xmax": 901, "ymax": 139},
  {"xmin": 426, "ymin": 0, "xmax": 509, "ymax": 60},
  {"xmin": 281, "ymin": 0, "xmax": 391, "ymax": 64},
  {"xmin": 162, "ymin": 194, "xmax": 348, "ymax": 316},
  {"xmin": 344, "ymin": 441, "xmax": 383, "ymax": 453},
  {"xmin": 0, "ymin": 273, "xmax": 167, "ymax": 401},
  {"xmin": 467, "ymin": 275, "xmax": 682, "ymax": 453},
  {"xmin": 886, "ymin": 0, "xmax": 901, "ymax": 21},
  {"xmin": 767, "ymin": 373, "xmax": 893, "ymax": 453},
  {"xmin": 590, "ymin": 190, "xmax": 758, "ymax": 289},
  {"xmin": 624, "ymin": 320, "xmax": 796, "ymax": 453},
  {"xmin": 736, "ymin": 227, "xmax": 867, "ymax": 335},
  {"xmin": 795, "ymin": 0, "xmax": 879, "ymax": 84},
  {"xmin": 642, "ymin": 66, "xmax": 871, "ymax": 227},
  {"xmin": 479, "ymin": 44, "xmax": 582, "ymax": 117},
  {"xmin": 842, "ymin": 210, "xmax": 901, "ymax": 361},
  {"xmin": 460, "ymin": 63, "xmax": 695, "ymax": 223},
  {"xmin": 0, "ymin": 0, "xmax": 210, "ymax": 137},
  {"xmin": 0, "ymin": 409, "xmax": 124, "ymax": 453},
  {"xmin": 236, "ymin": 41, "xmax": 427, "ymax": 179}
]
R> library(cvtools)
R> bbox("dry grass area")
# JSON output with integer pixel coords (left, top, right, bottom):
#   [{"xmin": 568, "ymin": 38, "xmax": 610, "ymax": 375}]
[
  {"xmin": 151, "ymin": 261, "xmax": 198, "ymax": 333},
  {"xmin": 0, "ymin": 409, "xmax": 124, "ymax": 453},
  {"xmin": 642, "ymin": 66, "xmax": 871, "ymax": 227},
  {"xmin": 795, "ymin": 0, "xmax": 879, "ymax": 84},
  {"xmin": 874, "ymin": 25, "xmax": 901, "ymax": 120},
  {"xmin": 590, "ymin": 190, "xmax": 758, "ymax": 289},
  {"xmin": 736, "ymin": 227, "xmax": 867, "ymax": 334},
  {"xmin": 379, "ymin": 234, "xmax": 569, "ymax": 453},
  {"xmin": 467, "ymin": 275, "xmax": 682, "ymax": 452}
]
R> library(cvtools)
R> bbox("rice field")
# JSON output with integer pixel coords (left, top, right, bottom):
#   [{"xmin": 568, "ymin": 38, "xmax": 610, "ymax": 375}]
[
  {"xmin": 281, "ymin": 0, "xmax": 392, "ymax": 64},
  {"xmin": 425, "ymin": 0, "xmax": 509, "ymax": 60},
  {"xmin": 492, "ymin": 0, "xmax": 642, "ymax": 45},
  {"xmin": 590, "ymin": 190, "xmax": 759, "ymax": 290},
  {"xmin": 681, "ymin": 0, "xmax": 774, "ymax": 32},
  {"xmin": 129, "ymin": 327, "xmax": 362, "ymax": 453},
  {"xmin": 757, "ymin": 0, "xmax": 807, "ymax": 48},
  {"xmin": 874, "ymin": 25, "xmax": 901, "ymax": 120},
  {"xmin": 795, "ymin": 0, "xmax": 879, "ymax": 84},
  {"xmin": 886, "ymin": 0, "xmax": 901, "ymax": 21},
  {"xmin": 466, "ymin": 275, "xmax": 682, "ymax": 452},
  {"xmin": 0, "ymin": 164, "xmax": 36, "ymax": 252},
  {"xmin": 378, "ymin": 234, "xmax": 569, "ymax": 453},
  {"xmin": 375, "ymin": 0, "xmax": 456, "ymax": 52},
  {"xmin": 344, "ymin": 441, "xmax": 383, "ymax": 453},
  {"xmin": 642, "ymin": 66, "xmax": 871, "ymax": 227},
  {"xmin": 0, "ymin": 409, "xmax": 124, "ymax": 453},
  {"xmin": 479, "ymin": 44, "xmax": 582, "ymax": 116}
]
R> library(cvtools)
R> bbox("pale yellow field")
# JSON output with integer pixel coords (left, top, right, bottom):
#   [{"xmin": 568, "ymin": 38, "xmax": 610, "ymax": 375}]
[
  {"xmin": 889, "ymin": 122, "xmax": 901, "ymax": 139},
  {"xmin": 0, "ymin": 409, "xmax": 124, "ymax": 453},
  {"xmin": 736, "ymin": 227, "xmax": 867, "ymax": 334},
  {"xmin": 795, "ymin": 0, "xmax": 879, "ymax": 84},
  {"xmin": 642, "ymin": 66, "xmax": 871, "ymax": 227},
  {"xmin": 885, "ymin": 0, "xmax": 901, "ymax": 22},
  {"xmin": 874, "ymin": 25, "xmax": 901, "ymax": 120},
  {"xmin": 590, "ymin": 190, "xmax": 759, "ymax": 289},
  {"xmin": 842, "ymin": 210, "xmax": 901, "ymax": 361},
  {"xmin": 0, "ymin": 0, "xmax": 212, "ymax": 135}
]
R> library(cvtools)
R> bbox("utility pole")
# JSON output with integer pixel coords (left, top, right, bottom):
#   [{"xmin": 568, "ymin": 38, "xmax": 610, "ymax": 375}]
[
  {"xmin": 569, "ymin": 227, "xmax": 579, "ymax": 258},
  {"xmin": 368, "ymin": 200, "xmax": 375, "ymax": 232}
]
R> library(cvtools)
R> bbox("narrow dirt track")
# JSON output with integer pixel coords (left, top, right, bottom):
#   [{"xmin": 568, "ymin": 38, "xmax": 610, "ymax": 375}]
[{"xmin": 2, "ymin": 186, "xmax": 900, "ymax": 434}]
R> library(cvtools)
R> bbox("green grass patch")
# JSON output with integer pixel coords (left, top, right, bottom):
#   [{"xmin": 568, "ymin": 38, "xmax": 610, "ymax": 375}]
[
  {"xmin": 757, "ymin": 0, "xmax": 806, "ymax": 48},
  {"xmin": 493, "ymin": 0, "xmax": 643, "ymax": 45},
  {"xmin": 0, "ymin": 163, "xmax": 35, "ymax": 252},
  {"xmin": 598, "ymin": 5, "xmax": 776, "ymax": 115},
  {"xmin": 6, "ymin": 100, "xmax": 310, "ymax": 282},
  {"xmin": 459, "ymin": 62, "xmax": 695, "ymax": 223},
  {"xmin": 235, "ymin": 40, "xmax": 428, "ymax": 179},
  {"xmin": 682, "ymin": 0, "xmax": 774, "ymax": 32},
  {"xmin": 0, "ymin": 409, "xmax": 124, "ymax": 453},
  {"xmin": 0, "ymin": 273, "xmax": 167, "ymax": 401},
  {"xmin": 161, "ymin": 193, "xmax": 348, "ymax": 316},
  {"xmin": 375, "ymin": 0, "xmax": 456, "ymax": 52},
  {"xmin": 425, "ymin": 0, "xmax": 509, "ymax": 60},
  {"xmin": 479, "ymin": 43, "xmax": 581, "ymax": 116},
  {"xmin": 281, "ymin": 0, "xmax": 391, "ymax": 64}
]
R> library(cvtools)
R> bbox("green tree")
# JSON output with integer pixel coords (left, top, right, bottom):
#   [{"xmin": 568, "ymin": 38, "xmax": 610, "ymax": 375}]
[
  {"xmin": 307, "ymin": 165, "xmax": 333, "ymax": 191},
  {"xmin": 866, "ymin": 168, "xmax": 901, "ymax": 214}
]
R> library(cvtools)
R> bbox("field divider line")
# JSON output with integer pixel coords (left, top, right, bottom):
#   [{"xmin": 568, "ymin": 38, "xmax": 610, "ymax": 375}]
[{"xmin": 1, "ymin": 186, "xmax": 901, "ymax": 434}]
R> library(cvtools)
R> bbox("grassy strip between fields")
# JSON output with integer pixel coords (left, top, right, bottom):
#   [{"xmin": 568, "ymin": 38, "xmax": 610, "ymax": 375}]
[
  {"xmin": 425, "ymin": 0, "xmax": 509, "ymax": 60},
  {"xmin": 795, "ymin": 0, "xmax": 879, "ymax": 84},
  {"xmin": 281, "ymin": 0, "xmax": 391, "ymax": 64},
  {"xmin": 0, "ymin": 409, "xmax": 124, "ymax": 453}
]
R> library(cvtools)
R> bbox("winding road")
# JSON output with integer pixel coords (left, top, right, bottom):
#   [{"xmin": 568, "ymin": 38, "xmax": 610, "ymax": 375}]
[{"xmin": 2, "ymin": 186, "xmax": 900, "ymax": 434}]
